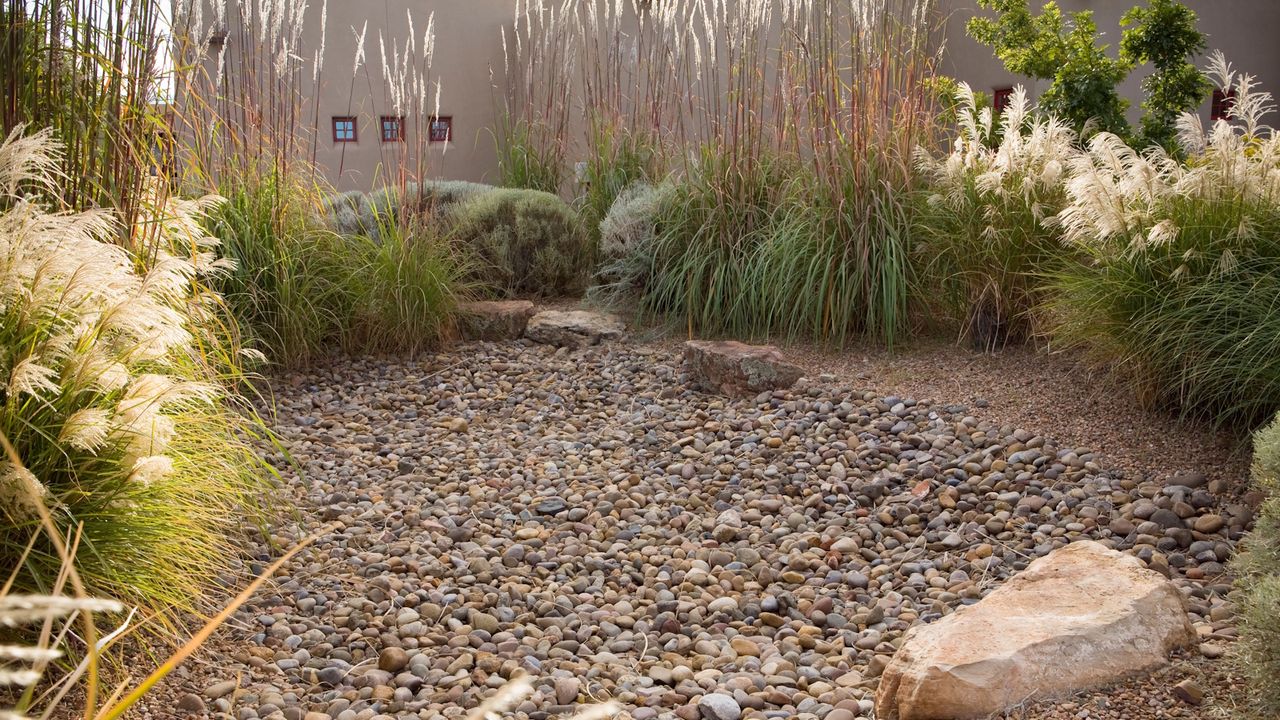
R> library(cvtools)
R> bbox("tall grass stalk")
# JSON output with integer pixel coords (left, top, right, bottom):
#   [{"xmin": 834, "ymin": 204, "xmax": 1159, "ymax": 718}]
[
  {"xmin": 495, "ymin": 0, "xmax": 576, "ymax": 193},
  {"xmin": 1, "ymin": 0, "xmax": 167, "ymax": 230},
  {"xmin": 648, "ymin": 0, "xmax": 939, "ymax": 343}
]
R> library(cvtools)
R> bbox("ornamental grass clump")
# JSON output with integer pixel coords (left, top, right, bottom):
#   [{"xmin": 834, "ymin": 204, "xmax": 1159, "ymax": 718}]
[
  {"xmin": 916, "ymin": 84, "xmax": 1076, "ymax": 349},
  {"xmin": 0, "ymin": 128, "xmax": 269, "ymax": 614},
  {"xmin": 1234, "ymin": 411, "xmax": 1280, "ymax": 718},
  {"xmin": 1049, "ymin": 52, "xmax": 1280, "ymax": 424}
]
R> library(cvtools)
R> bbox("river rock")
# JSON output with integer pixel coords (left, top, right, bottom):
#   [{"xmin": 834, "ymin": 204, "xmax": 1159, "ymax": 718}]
[
  {"xmin": 525, "ymin": 310, "xmax": 624, "ymax": 348},
  {"xmin": 458, "ymin": 300, "xmax": 536, "ymax": 341},
  {"xmin": 683, "ymin": 341, "xmax": 803, "ymax": 396},
  {"xmin": 875, "ymin": 540, "xmax": 1196, "ymax": 720}
]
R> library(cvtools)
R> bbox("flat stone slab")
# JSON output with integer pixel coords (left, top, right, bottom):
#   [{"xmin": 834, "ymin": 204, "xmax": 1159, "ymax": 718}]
[
  {"xmin": 683, "ymin": 340, "xmax": 803, "ymax": 396},
  {"xmin": 524, "ymin": 310, "xmax": 624, "ymax": 348},
  {"xmin": 458, "ymin": 300, "xmax": 535, "ymax": 341},
  {"xmin": 875, "ymin": 540, "xmax": 1196, "ymax": 720}
]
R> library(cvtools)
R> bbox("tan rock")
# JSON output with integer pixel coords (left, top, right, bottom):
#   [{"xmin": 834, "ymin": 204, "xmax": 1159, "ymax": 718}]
[
  {"xmin": 525, "ymin": 310, "xmax": 624, "ymax": 348},
  {"xmin": 875, "ymin": 541, "xmax": 1195, "ymax": 720},
  {"xmin": 457, "ymin": 300, "xmax": 535, "ymax": 341}
]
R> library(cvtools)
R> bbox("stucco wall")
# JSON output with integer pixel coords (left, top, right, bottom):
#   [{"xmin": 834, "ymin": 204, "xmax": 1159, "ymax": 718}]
[
  {"xmin": 205, "ymin": 1, "xmax": 1280, "ymax": 191},
  {"xmin": 302, "ymin": 1, "xmax": 515, "ymax": 189}
]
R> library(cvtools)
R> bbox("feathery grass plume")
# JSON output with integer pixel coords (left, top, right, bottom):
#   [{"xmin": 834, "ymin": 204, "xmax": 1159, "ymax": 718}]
[
  {"xmin": 495, "ymin": 0, "xmax": 576, "ymax": 194},
  {"xmin": 0, "ymin": 127, "xmax": 270, "ymax": 615},
  {"xmin": 1049, "ymin": 51, "xmax": 1280, "ymax": 424},
  {"xmin": 1233, "ymin": 412, "xmax": 1280, "ymax": 718},
  {"xmin": 915, "ymin": 84, "xmax": 1076, "ymax": 349}
]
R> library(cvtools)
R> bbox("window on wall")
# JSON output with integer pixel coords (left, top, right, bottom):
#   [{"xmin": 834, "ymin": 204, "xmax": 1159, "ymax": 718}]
[
  {"xmin": 380, "ymin": 116, "xmax": 405, "ymax": 143},
  {"xmin": 993, "ymin": 87, "xmax": 1014, "ymax": 114},
  {"xmin": 428, "ymin": 116, "xmax": 453, "ymax": 143},
  {"xmin": 1211, "ymin": 88, "xmax": 1236, "ymax": 122},
  {"xmin": 332, "ymin": 116, "xmax": 357, "ymax": 143}
]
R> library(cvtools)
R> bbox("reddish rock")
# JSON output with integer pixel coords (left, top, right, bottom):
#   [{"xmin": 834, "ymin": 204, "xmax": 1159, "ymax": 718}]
[
  {"xmin": 458, "ymin": 300, "xmax": 536, "ymax": 341},
  {"xmin": 683, "ymin": 340, "xmax": 803, "ymax": 396}
]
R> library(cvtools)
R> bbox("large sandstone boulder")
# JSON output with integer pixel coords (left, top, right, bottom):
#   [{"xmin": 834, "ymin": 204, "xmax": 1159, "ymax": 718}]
[
  {"xmin": 458, "ymin": 300, "xmax": 535, "ymax": 341},
  {"xmin": 683, "ymin": 340, "xmax": 803, "ymax": 396},
  {"xmin": 875, "ymin": 541, "xmax": 1195, "ymax": 720},
  {"xmin": 525, "ymin": 310, "xmax": 624, "ymax": 348}
]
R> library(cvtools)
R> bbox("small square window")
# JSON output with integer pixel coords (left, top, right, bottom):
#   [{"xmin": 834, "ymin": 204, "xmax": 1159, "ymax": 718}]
[
  {"xmin": 380, "ymin": 116, "xmax": 405, "ymax": 143},
  {"xmin": 332, "ymin": 116, "xmax": 357, "ymax": 143},
  {"xmin": 1211, "ymin": 88, "xmax": 1236, "ymax": 122},
  {"xmin": 428, "ymin": 116, "xmax": 453, "ymax": 143},
  {"xmin": 993, "ymin": 87, "xmax": 1014, "ymax": 114}
]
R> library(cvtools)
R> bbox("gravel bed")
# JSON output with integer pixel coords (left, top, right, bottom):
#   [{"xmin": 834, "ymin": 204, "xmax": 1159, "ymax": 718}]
[{"xmin": 144, "ymin": 336, "xmax": 1249, "ymax": 720}]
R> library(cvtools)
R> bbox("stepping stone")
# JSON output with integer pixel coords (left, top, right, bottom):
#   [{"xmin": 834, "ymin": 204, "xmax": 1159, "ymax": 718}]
[
  {"xmin": 457, "ymin": 300, "xmax": 536, "ymax": 341},
  {"xmin": 875, "ymin": 540, "xmax": 1196, "ymax": 720},
  {"xmin": 524, "ymin": 310, "xmax": 624, "ymax": 348},
  {"xmin": 683, "ymin": 340, "xmax": 803, "ymax": 396}
]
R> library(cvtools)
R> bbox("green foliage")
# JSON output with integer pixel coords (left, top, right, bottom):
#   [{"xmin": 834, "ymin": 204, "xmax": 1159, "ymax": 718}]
[
  {"xmin": 916, "ymin": 85, "xmax": 1075, "ymax": 349},
  {"xmin": 1120, "ymin": 0, "xmax": 1210, "ymax": 153},
  {"xmin": 323, "ymin": 181, "xmax": 493, "ymax": 241},
  {"xmin": 0, "ymin": 129, "xmax": 270, "ymax": 616},
  {"xmin": 1048, "ymin": 56, "xmax": 1280, "ymax": 424},
  {"xmin": 1234, "ymin": 413, "xmax": 1280, "ymax": 718},
  {"xmin": 579, "ymin": 125, "xmax": 664, "ymax": 241},
  {"xmin": 636, "ymin": 150, "xmax": 914, "ymax": 345},
  {"xmin": 591, "ymin": 181, "xmax": 677, "ymax": 306},
  {"xmin": 969, "ymin": 0, "xmax": 1209, "ymax": 147},
  {"xmin": 450, "ymin": 189, "xmax": 593, "ymax": 297},
  {"xmin": 968, "ymin": 0, "xmax": 1130, "ymax": 138},
  {"xmin": 208, "ymin": 175, "xmax": 356, "ymax": 364},
  {"xmin": 346, "ymin": 217, "xmax": 472, "ymax": 355}
]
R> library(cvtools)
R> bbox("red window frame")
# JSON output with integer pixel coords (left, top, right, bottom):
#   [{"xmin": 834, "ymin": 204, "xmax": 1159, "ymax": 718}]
[
  {"xmin": 993, "ymin": 87, "xmax": 1014, "ymax": 114},
  {"xmin": 1211, "ymin": 88, "xmax": 1236, "ymax": 122},
  {"xmin": 332, "ymin": 116, "xmax": 357, "ymax": 143},
  {"xmin": 428, "ymin": 115, "xmax": 453, "ymax": 143},
  {"xmin": 380, "ymin": 115, "xmax": 405, "ymax": 143}
]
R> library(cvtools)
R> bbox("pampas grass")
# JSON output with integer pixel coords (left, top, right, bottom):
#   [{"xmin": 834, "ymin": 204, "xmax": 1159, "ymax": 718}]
[
  {"xmin": 1049, "ymin": 52, "xmax": 1280, "ymax": 424},
  {"xmin": 915, "ymin": 83, "xmax": 1076, "ymax": 349},
  {"xmin": 0, "ymin": 126, "xmax": 270, "ymax": 614}
]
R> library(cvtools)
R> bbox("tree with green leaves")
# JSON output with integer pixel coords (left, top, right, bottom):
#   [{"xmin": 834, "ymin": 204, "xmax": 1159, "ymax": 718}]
[
  {"xmin": 968, "ymin": 1, "xmax": 1131, "ymax": 138},
  {"xmin": 968, "ymin": 0, "xmax": 1208, "ymax": 149},
  {"xmin": 1120, "ymin": 0, "xmax": 1210, "ymax": 153}
]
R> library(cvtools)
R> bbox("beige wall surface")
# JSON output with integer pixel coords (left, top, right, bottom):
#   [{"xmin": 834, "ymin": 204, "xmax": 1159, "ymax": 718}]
[
  {"xmin": 303, "ymin": 1, "xmax": 517, "ymax": 190},
  {"xmin": 208, "ymin": 1, "xmax": 1280, "ymax": 191}
]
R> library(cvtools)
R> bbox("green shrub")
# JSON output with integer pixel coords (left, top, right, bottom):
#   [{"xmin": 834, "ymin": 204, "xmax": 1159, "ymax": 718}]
[
  {"xmin": 323, "ymin": 181, "xmax": 493, "ymax": 240},
  {"xmin": 208, "ymin": 175, "xmax": 356, "ymax": 364},
  {"xmin": 915, "ymin": 84, "xmax": 1076, "ymax": 349},
  {"xmin": 1235, "ymin": 413, "xmax": 1280, "ymax": 717},
  {"xmin": 579, "ymin": 125, "xmax": 664, "ymax": 241},
  {"xmin": 0, "ymin": 128, "xmax": 269, "ymax": 614},
  {"xmin": 449, "ymin": 188, "xmax": 592, "ymax": 297},
  {"xmin": 1049, "ymin": 53, "xmax": 1280, "ymax": 423}
]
